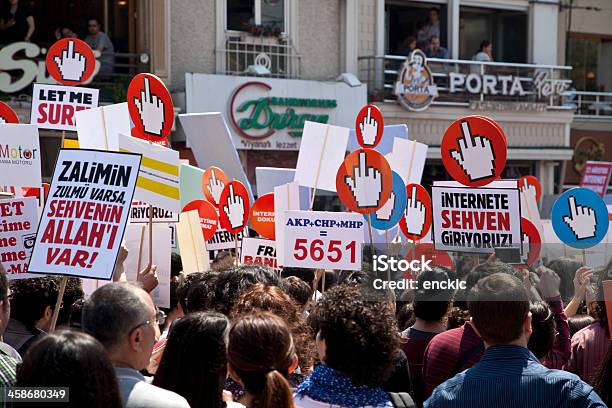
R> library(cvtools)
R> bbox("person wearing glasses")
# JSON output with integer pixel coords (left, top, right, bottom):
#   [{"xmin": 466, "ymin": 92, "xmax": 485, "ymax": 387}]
[{"xmin": 82, "ymin": 282, "xmax": 189, "ymax": 408}]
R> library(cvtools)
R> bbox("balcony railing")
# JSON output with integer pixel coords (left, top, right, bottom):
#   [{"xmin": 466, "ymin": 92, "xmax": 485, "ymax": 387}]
[
  {"xmin": 571, "ymin": 91, "xmax": 612, "ymax": 120},
  {"xmin": 358, "ymin": 55, "xmax": 573, "ymax": 111},
  {"xmin": 217, "ymin": 33, "xmax": 301, "ymax": 79}
]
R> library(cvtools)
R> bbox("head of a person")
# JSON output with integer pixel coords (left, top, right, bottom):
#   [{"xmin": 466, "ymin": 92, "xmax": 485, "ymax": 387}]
[
  {"xmin": 211, "ymin": 250, "xmax": 236, "ymax": 272},
  {"xmin": 429, "ymin": 7, "xmax": 439, "ymax": 23},
  {"xmin": 546, "ymin": 258, "xmax": 583, "ymax": 303},
  {"xmin": 308, "ymin": 284, "xmax": 400, "ymax": 387},
  {"xmin": 185, "ymin": 272, "xmax": 218, "ymax": 313},
  {"xmin": 480, "ymin": 40, "xmax": 492, "ymax": 54},
  {"xmin": 454, "ymin": 260, "xmax": 514, "ymax": 310},
  {"xmin": 413, "ymin": 266, "xmax": 452, "ymax": 322},
  {"xmin": 228, "ymin": 312, "xmax": 296, "ymax": 408},
  {"xmin": 232, "ymin": 283, "xmax": 315, "ymax": 372},
  {"xmin": 212, "ymin": 265, "xmax": 281, "ymax": 315},
  {"xmin": 82, "ymin": 282, "xmax": 159, "ymax": 370},
  {"xmin": 447, "ymin": 306, "xmax": 471, "ymax": 330},
  {"xmin": 61, "ymin": 27, "xmax": 76, "ymax": 38},
  {"xmin": 69, "ymin": 298, "xmax": 85, "ymax": 330},
  {"xmin": 0, "ymin": 264, "xmax": 10, "ymax": 335},
  {"xmin": 170, "ymin": 252, "xmax": 183, "ymax": 279},
  {"xmin": 430, "ymin": 35, "xmax": 440, "ymax": 51},
  {"xmin": 527, "ymin": 301, "xmax": 555, "ymax": 360},
  {"xmin": 468, "ymin": 273, "xmax": 531, "ymax": 346},
  {"xmin": 9, "ymin": 277, "xmax": 58, "ymax": 332},
  {"xmin": 176, "ymin": 271, "xmax": 207, "ymax": 314},
  {"xmin": 16, "ymin": 330, "xmax": 122, "ymax": 408},
  {"xmin": 403, "ymin": 36, "xmax": 417, "ymax": 51},
  {"xmin": 396, "ymin": 302, "xmax": 414, "ymax": 332},
  {"xmin": 281, "ymin": 276, "xmax": 312, "ymax": 310},
  {"xmin": 87, "ymin": 17, "xmax": 101, "ymax": 35},
  {"xmin": 568, "ymin": 314, "xmax": 595, "ymax": 337},
  {"xmin": 56, "ymin": 277, "xmax": 84, "ymax": 328},
  {"xmin": 153, "ymin": 312, "xmax": 229, "ymax": 408}
]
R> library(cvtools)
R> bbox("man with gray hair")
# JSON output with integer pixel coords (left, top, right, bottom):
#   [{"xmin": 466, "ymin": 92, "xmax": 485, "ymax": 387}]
[{"xmin": 82, "ymin": 282, "xmax": 190, "ymax": 408}]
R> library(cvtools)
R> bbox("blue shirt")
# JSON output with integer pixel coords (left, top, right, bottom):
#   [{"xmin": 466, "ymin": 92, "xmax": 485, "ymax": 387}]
[{"xmin": 424, "ymin": 345, "xmax": 606, "ymax": 408}]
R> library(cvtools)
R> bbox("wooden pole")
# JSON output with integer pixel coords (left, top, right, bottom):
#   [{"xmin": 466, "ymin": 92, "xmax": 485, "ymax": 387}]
[
  {"xmin": 148, "ymin": 204, "xmax": 153, "ymax": 267},
  {"xmin": 136, "ymin": 224, "xmax": 145, "ymax": 274},
  {"xmin": 49, "ymin": 276, "xmax": 68, "ymax": 332},
  {"xmin": 60, "ymin": 131, "xmax": 66, "ymax": 148},
  {"xmin": 234, "ymin": 235, "xmax": 239, "ymax": 266}
]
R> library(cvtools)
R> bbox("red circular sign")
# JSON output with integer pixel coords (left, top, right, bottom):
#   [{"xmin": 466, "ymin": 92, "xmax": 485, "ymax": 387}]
[
  {"xmin": 202, "ymin": 166, "xmax": 230, "ymax": 206},
  {"xmin": 410, "ymin": 243, "xmax": 454, "ymax": 272},
  {"xmin": 0, "ymin": 102, "xmax": 19, "ymax": 124},
  {"xmin": 127, "ymin": 73, "xmax": 175, "ymax": 144},
  {"xmin": 46, "ymin": 38, "xmax": 96, "ymax": 86},
  {"xmin": 182, "ymin": 200, "xmax": 219, "ymax": 241},
  {"xmin": 218, "ymin": 181, "xmax": 251, "ymax": 234},
  {"xmin": 250, "ymin": 193, "xmax": 275, "ymax": 240},
  {"xmin": 400, "ymin": 184, "xmax": 432, "ymax": 241},
  {"xmin": 336, "ymin": 149, "xmax": 393, "ymax": 214},
  {"xmin": 521, "ymin": 217, "xmax": 541, "ymax": 267},
  {"xmin": 519, "ymin": 175, "xmax": 542, "ymax": 203},
  {"xmin": 441, "ymin": 116, "xmax": 507, "ymax": 187},
  {"xmin": 355, "ymin": 104, "xmax": 384, "ymax": 149}
]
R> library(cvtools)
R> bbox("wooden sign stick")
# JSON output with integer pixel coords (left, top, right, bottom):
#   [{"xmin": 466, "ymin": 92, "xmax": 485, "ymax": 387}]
[{"xmin": 49, "ymin": 276, "xmax": 68, "ymax": 332}]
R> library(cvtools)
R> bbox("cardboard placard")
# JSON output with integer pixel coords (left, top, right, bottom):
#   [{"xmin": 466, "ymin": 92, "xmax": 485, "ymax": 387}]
[
  {"xmin": 31, "ymin": 83, "xmax": 99, "ymax": 131},
  {"xmin": 130, "ymin": 201, "xmax": 178, "ymax": 223},
  {"xmin": 0, "ymin": 197, "xmax": 39, "ymax": 279},
  {"xmin": 240, "ymin": 237, "xmax": 279, "ymax": 271},
  {"xmin": 355, "ymin": 104, "xmax": 384, "ymax": 148},
  {"xmin": 177, "ymin": 210, "xmax": 210, "ymax": 274},
  {"xmin": 0, "ymin": 124, "xmax": 42, "ymax": 190},
  {"xmin": 206, "ymin": 225, "xmax": 248, "ymax": 251},
  {"xmin": 385, "ymin": 137, "xmax": 428, "ymax": 185},
  {"xmin": 432, "ymin": 185, "xmax": 521, "ymax": 253},
  {"xmin": 28, "ymin": 149, "xmax": 140, "ymax": 280},
  {"xmin": 282, "ymin": 210, "xmax": 364, "ymax": 270},
  {"xmin": 182, "ymin": 199, "xmax": 219, "ymax": 241},
  {"xmin": 179, "ymin": 164, "xmax": 205, "ymax": 207},
  {"xmin": 75, "ymin": 102, "xmax": 130, "ymax": 151}
]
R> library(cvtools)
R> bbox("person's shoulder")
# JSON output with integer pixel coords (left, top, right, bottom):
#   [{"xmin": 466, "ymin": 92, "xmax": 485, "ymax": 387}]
[
  {"xmin": 127, "ymin": 381, "xmax": 190, "ymax": 408},
  {"xmin": 537, "ymin": 368, "xmax": 606, "ymax": 404},
  {"xmin": 294, "ymin": 394, "xmax": 393, "ymax": 408},
  {"xmin": 571, "ymin": 322, "xmax": 604, "ymax": 343},
  {"xmin": 424, "ymin": 372, "xmax": 466, "ymax": 405},
  {"xmin": 427, "ymin": 325, "xmax": 466, "ymax": 348}
]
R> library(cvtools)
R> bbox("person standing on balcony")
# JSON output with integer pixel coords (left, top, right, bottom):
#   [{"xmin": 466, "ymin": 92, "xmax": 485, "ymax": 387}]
[
  {"xmin": 473, "ymin": 40, "xmax": 493, "ymax": 62},
  {"xmin": 0, "ymin": 0, "xmax": 35, "ymax": 44},
  {"xmin": 85, "ymin": 16, "xmax": 115, "ymax": 76},
  {"xmin": 397, "ymin": 36, "xmax": 417, "ymax": 57},
  {"xmin": 417, "ymin": 7, "xmax": 440, "ymax": 45},
  {"xmin": 426, "ymin": 36, "xmax": 448, "ymax": 59}
]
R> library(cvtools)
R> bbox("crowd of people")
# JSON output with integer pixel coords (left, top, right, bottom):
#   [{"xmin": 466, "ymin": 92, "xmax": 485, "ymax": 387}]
[{"xmin": 0, "ymin": 248, "xmax": 610, "ymax": 407}]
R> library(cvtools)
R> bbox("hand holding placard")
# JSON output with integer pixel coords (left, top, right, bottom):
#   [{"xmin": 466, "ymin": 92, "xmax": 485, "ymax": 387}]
[
  {"xmin": 345, "ymin": 151, "xmax": 382, "ymax": 208},
  {"xmin": 134, "ymin": 77, "xmax": 165, "ymax": 137},
  {"xmin": 207, "ymin": 170, "xmax": 225, "ymax": 204},
  {"xmin": 223, "ymin": 184, "xmax": 245, "ymax": 229},
  {"xmin": 359, "ymin": 107, "xmax": 379, "ymax": 147},
  {"xmin": 450, "ymin": 121, "xmax": 495, "ymax": 182},
  {"xmin": 53, "ymin": 40, "xmax": 86, "ymax": 82},
  {"xmin": 563, "ymin": 196, "xmax": 596, "ymax": 240},
  {"xmin": 405, "ymin": 185, "xmax": 426, "ymax": 235}
]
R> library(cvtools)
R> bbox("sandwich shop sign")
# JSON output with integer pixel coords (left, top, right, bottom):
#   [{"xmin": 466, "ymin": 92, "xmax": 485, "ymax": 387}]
[{"xmin": 185, "ymin": 73, "xmax": 366, "ymax": 150}]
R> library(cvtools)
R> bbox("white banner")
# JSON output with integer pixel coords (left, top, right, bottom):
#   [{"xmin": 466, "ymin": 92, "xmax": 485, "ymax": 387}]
[
  {"xmin": 240, "ymin": 237, "xmax": 279, "ymax": 271},
  {"xmin": 31, "ymin": 83, "xmax": 99, "ymax": 131},
  {"xmin": 130, "ymin": 201, "xmax": 178, "ymax": 223}
]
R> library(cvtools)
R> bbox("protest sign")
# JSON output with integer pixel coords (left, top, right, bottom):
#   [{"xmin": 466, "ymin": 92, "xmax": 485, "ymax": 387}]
[
  {"xmin": 127, "ymin": 74, "xmax": 174, "ymax": 146},
  {"xmin": 202, "ymin": 166, "xmax": 229, "ymax": 206},
  {"xmin": 336, "ymin": 149, "xmax": 392, "ymax": 214},
  {"xmin": 355, "ymin": 105, "xmax": 383, "ymax": 149},
  {"xmin": 182, "ymin": 199, "xmax": 219, "ymax": 241},
  {"xmin": 520, "ymin": 180, "xmax": 543, "ymax": 240},
  {"xmin": 177, "ymin": 210, "xmax": 210, "ymax": 274},
  {"xmin": 31, "ymin": 83, "xmax": 99, "ymax": 131},
  {"xmin": 551, "ymin": 187, "xmax": 609, "ymax": 249},
  {"xmin": 432, "ymin": 185, "xmax": 521, "ymax": 253},
  {"xmin": 46, "ymin": 38, "xmax": 96, "ymax": 86},
  {"xmin": 124, "ymin": 223, "xmax": 171, "ymax": 308},
  {"xmin": 520, "ymin": 217, "xmax": 541, "ymax": 267},
  {"xmin": 348, "ymin": 124, "xmax": 408, "ymax": 155},
  {"xmin": 256, "ymin": 167, "xmax": 296, "ymax": 196},
  {"xmin": 519, "ymin": 176, "xmax": 542, "ymax": 203},
  {"xmin": 400, "ymin": 184, "xmax": 432, "ymax": 241},
  {"xmin": 250, "ymin": 193, "xmax": 275, "ymax": 240},
  {"xmin": 130, "ymin": 201, "xmax": 178, "ymax": 223},
  {"xmin": 28, "ymin": 149, "xmax": 140, "ymax": 279},
  {"xmin": 441, "ymin": 116, "xmax": 507, "ymax": 187},
  {"xmin": 118, "ymin": 133, "xmax": 180, "ymax": 212},
  {"xmin": 385, "ymin": 138, "xmax": 428, "ymax": 185},
  {"xmin": 295, "ymin": 121, "xmax": 349, "ymax": 193},
  {"xmin": 282, "ymin": 210, "xmax": 364, "ymax": 270},
  {"xmin": 0, "ymin": 197, "xmax": 39, "ymax": 279},
  {"xmin": 218, "ymin": 181, "xmax": 250, "ymax": 234},
  {"xmin": 580, "ymin": 161, "xmax": 612, "ymax": 197},
  {"xmin": 179, "ymin": 113, "xmax": 254, "ymax": 201},
  {"xmin": 206, "ymin": 225, "xmax": 248, "ymax": 251},
  {"xmin": 367, "ymin": 171, "xmax": 407, "ymax": 231},
  {"xmin": 180, "ymin": 164, "xmax": 205, "ymax": 207},
  {"xmin": 76, "ymin": 103, "xmax": 130, "ymax": 151},
  {"xmin": 0, "ymin": 102, "xmax": 19, "ymax": 124},
  {"xmin": 274, "ymin": 181, "xmax": 310, "ymax": 266},
  {"xmin": 241, "ymin": 237, "xmax": 279, "ymax": 271},
  {"xmin": 0, "ymin": 124, "xmax": 42, "ymax": 189}
]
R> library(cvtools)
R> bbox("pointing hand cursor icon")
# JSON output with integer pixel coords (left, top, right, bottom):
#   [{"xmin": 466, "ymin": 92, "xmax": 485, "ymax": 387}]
[
  {"xmin": 207, "ymin": 170, "xmax": 225, "ymax": 204},
  {"xmin": 450, "ymin": 121, "xmax": 495, "ymax": 182},
  {"xmin": 223, "ymin": 185, "xmax": 245, "ymax": 229},
  {"xmin": 563, "ymin": 196, "xmax": 597, "ymax": 240},
  {"xmin": 133, "ymin": 76, "xmax": 165, "ymax": 137},
  {"xmin": 53, "ymin": 40, "xmax": 86, "ymax": 82}
]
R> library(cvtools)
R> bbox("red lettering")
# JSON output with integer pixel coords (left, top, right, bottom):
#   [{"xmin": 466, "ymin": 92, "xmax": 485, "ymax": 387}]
[
  {"xmin": 61, "ymin": 104, "xmax": 75, "ymax": 125},
  {"xmin": 441, "ymin": 209, "xmax": 450, "ymax": 228},
  {"xmin": 37, "ymin": 103, "xmax": 48, "ymax": 123}
]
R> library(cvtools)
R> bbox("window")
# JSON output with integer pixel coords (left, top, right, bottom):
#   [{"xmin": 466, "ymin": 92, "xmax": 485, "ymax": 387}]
[
  {"xmin": 227, "ymin": 0, "xmax": 285, "ymax": 32},
  {"xmin": 459, "ymin": 7, "xmax": 527, "ymax": 63},
  {"xmin": 386, "ymin": 2, "xmax": 447, "ymax": 56},
  {"xmin": 568, "ymin": 34, "xmax": 612, "ymax": 92}
]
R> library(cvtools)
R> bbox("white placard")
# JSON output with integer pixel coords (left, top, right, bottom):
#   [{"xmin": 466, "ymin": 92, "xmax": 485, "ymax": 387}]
[
  {"xmin": 75, "ymin": 102, "xmax": 130, "ymax": 151},
  {"xmin": 31, "ymin": 83, "xmax": 99, "ymax": 131},
  {"xmin": 256, "ymin": 167, "xmax": 296, "ymax": 196},
  {"xmin": 0, "ymin": 124, "xmax": 42, "ymax": 189},
  {"xmin": 432, "ymin": 185, "xmax": 521, "ymax": 253},
  {"xmin": 240, "ymin": 237, "xmax": 279, "ymax": 270},
  {"xmin": 282, "ymin": 210, "xmax": 364, "ymax": 270},
  {"xmin": 28, "ymin": 149, "xmax": 140, "ymax": 279},
  {"xmin": 130, "ymin": 201, "xmax": 178, "ymax": 223},
  {"xmin": 385, "ymin": 138, "xmax": 428, "ymax": 185},
  {"xmin": 0, "ymin": 197, "xmax": 39, "ymax": 279}
]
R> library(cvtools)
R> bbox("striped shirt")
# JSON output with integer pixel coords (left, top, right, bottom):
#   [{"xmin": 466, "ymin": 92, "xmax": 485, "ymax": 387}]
[
  {"xmin": 0, "ymin": 351, "xmax": 17, "ymax": 387},
  {"xmin": 424, "ymin": 345, "xmax": 606, "ymax": 408},
  {"xmin": 565, "ymin": 322, "xmax": 611, "ymax": 385}
]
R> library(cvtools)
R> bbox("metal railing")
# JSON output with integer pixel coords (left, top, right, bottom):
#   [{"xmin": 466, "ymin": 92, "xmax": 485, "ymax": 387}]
[
  {"xmin": 358, "ymin": 55, "xmax": 573, "ymax": 110},
  {"xmin": 571, "ymin": 91, "xmax": 612, "ymax": 120},
  {"xmin": 217, "ymin": 33, "xmax": 301, "ymax": 79}
]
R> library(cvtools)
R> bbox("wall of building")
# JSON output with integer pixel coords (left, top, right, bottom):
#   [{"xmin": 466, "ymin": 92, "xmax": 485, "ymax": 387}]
[{"xmin": 358, "ymin": 0, "xmax": 377, "ymax": 57}]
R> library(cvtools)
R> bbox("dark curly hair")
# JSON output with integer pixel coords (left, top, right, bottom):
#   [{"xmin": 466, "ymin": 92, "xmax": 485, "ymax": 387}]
[
  {"xmin": 308, "ymin": 284, "xmax": 400, "ymax": 387},
  {"xmin": 10, "ymin": 277, "xmax": 59, "ymax": 327},
  {"xmin": 55, "ymin": 277, "xmax": 84, "ymax": 327},
  {"xmin": 185, "ymin": 272, "xmax": 219, "ymax": 313},
  {"xmin": 176, "ymin": 272, "xmax": 208, "ymax": 313},
  {"xmin": 527, "ymin": 301, "xmax": 555, "ymax": 360},
  {"xmin": 232, "ymin": 283, "xmax": 315, "ymax": 373},
  {"xmin": 281, "ymin": 276, "xmax": 312, "ymax": 308}
]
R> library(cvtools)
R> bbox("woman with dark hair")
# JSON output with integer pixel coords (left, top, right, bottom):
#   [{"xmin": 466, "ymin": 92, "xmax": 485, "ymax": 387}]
[
  {"xmin": 472, "ymin": 40, "xmax": 493, "ymax": 62},
  {"xmin": 528, "ymin": 301, "xmax": 556, "ymax": 362},
  {"xmin": 153, "ymin": 312, "xmax": 242, "ymax": 408},
  {"xmin": 228, "ymin": 312, "xmax": 296, "ymax": 408},
  {"xmin": 16, "ymin": 330, "xmax": 122, "ymax": 408},
  {"xmin": 593, "ymin": 343, "xmax": 612, "ymax": 406},
  {"xmin": 295, "ymin": 285, "xmax": 405, "ymax": 408}
]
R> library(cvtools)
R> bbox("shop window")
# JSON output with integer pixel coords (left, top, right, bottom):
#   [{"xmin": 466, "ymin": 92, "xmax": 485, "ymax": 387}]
[
  {"xmin": 227, "ymin": 0, "xmax": 285, "ymax": 32},
  {"xmin": 386, "ymin": 2, "xmax": 447, "ymax": 56},
  {"xmin": 568, "ymin": 35, "xmax": 612, "ymax": 92},
  {"xmin": 459, "ymin": 6, "xmax": 527, "ymax": 63}
]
